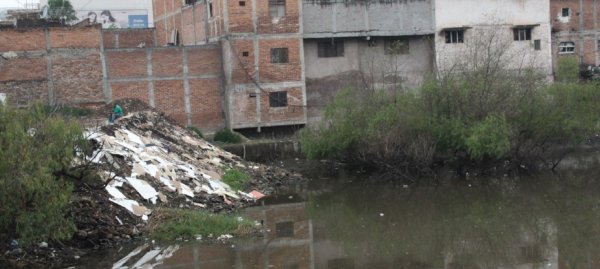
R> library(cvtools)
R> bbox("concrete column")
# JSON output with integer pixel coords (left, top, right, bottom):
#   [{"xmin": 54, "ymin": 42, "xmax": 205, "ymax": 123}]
[
  {"xmin": 183, "ymin": 48, "xmax": 192, "ymax": 125},
  {"xmin": 99, "ymin": 29, "xmax": 111, "ymax": 103},
  {"xmin": 146, "ymin": 49, "xmax": 155, "ymax": 107}
]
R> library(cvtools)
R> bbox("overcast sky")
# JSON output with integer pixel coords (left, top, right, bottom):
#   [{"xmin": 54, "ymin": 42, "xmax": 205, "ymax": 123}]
[{"xmin": 0, "ymin": 0, "xmax": 39, "ymax": 8}]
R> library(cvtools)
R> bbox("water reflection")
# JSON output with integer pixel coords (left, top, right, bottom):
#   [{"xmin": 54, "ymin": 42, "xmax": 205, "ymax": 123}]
[{"xmin": 102, "ymin": 170, "xmax": 600, "ymax": 269}]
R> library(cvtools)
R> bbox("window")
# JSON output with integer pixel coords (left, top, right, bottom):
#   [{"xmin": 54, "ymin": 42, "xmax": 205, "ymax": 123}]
[
  {"xmin": 185, "ymin": 0, "xmax": 197, "ymax": 4},
  {"xmin": 385, "ymin": 38, "xmax": 409, "ymax": 54},
  {"xmin": 239, "ymin": 0, "xmax": 245, "ymax": 6},
  {"xmin": 269, "ymin": 0, "xmax": 286, "ymax": 18},
  {"xmin": 275, "ymin": 221, "xmax": 294, "ymax": 236},
  {"xmin": 269, "ymin": 91, "xmax": 294, "ymax": 107},
  {"xmin": 513, "ymin": 28, "xmax": 532, "ymax": 41},
  {"xmin": 534, "ymin": 39, "xmax": 541, "ymax": 50},
  {"xmin": 562, "ymin": 7, "xmax": 570, "ymax": 17},
  {"xmin": 271, "ymin": 48, "xmax": 288, "ymax": 63},
  {"xmin": 209, "ymin": 2, "xmax": 213, "ymax": 17},
  {"xmin": 559, "ymin": 41, "xmax": 575, "ymax": 53},
  {"xmin": 445, "ymin": 30, "xmax": 464, "ymax": 44},
  {"xmin": 318, "ymin": 40, "xmax": 344, "ymax": 57},
  {"xmin": 597, "ymin": 39, "xmax": 600, "ymax": 51},
  {"xmin": 242, "ymin": 51, "xmax": 249, "ymax": 57}
]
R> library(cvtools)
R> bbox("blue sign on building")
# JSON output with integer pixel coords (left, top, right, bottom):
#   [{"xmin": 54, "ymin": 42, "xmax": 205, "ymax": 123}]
[{"xmin": 128, "ymin": 15, "xmax": 148, "ymax": 28}]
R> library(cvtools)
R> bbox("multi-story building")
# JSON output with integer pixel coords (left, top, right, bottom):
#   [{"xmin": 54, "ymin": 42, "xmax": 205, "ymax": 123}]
[
  {"xmin": 550, "ymin": 0, "xmax": 600, "ymax": 71},
  {"xmin": 154, "ymin": 0, "xmax": 307, "ymax": 131},
  {"xmin": 434, "ymin": 0, "xmax": 553, "ymax": 78}
]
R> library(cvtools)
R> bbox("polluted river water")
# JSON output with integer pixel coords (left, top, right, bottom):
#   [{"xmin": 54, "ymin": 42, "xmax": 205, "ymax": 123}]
[{"xmin": 79, "ymin": 158, "xmax": 600, "ymax": 269}]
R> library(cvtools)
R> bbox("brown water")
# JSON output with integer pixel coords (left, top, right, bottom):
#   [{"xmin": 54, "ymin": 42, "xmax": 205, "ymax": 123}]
[{"xmin": 82, "ymin": 160, "xmax": 600, "ymax": 269}]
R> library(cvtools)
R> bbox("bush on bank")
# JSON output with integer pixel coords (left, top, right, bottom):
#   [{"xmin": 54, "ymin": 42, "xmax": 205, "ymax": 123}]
[
  {"xmin": 0, "ymin": 103, "xmax": 90, "ymax": 244},
  {"xmin": 300, "ymin": 71, "xmax": 600, "ymax": 173}
]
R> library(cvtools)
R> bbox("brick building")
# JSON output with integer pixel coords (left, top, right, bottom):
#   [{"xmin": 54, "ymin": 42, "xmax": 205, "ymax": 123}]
[
  {"xmin": 550, "ymin": 0, "xmax": 600, "ymax": 68},
  {"xmin": 153, "ymin": 0, "xmax": 307, "ymax": 131}
]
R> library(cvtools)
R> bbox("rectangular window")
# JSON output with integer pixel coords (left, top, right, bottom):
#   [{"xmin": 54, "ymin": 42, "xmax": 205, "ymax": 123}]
[
  {"xmin": 275, "ymin": 221, "xmax": 294, "ymax": 236},
  {"xmin": 269, "ymin": 0, "xmax": 286, "ymax": 18},
  {"xmin": 185, "ymin": 0, "xmax": 197, "ymax": 4},
  {"xmin": 242, "ymin": 51, "xmax": 249, "ymax": 57},
  {"xmin": 209, "ymin": 2, "xmax": 213, "ymax": 17},
  {"xmin": 239, "ymin": 1, "xmax": 245, "ymax": 6},
  {"xmin": 597, "ymin": 40, "xmax": 600, "ymax": 51},
  {"xmin": 269, "ymin": 91, "xmax": 294, "ymax": 107},
  {"xmin": 384, "ymin": 38, "xmax": 409, "ymax": 54},
  {"xmin": 534, "ymin": 39, "xmax": 541, "ymax": 50},
  {"xmin": 513, "ymin": 28, "xmax": 532, "ymax": 41},
  {"xmin": 270, "ymin": 48, "xmax": 289, "ymax": 63},
  {"xmin": 445, "ymin": 30, "xmax": 464, "ymax": 44},
  {"xmin": 318, "ymin": 40, "xmax": 344, "ymax": 57},
  {"xmin": 562, "ymin": 7, "xmax": 570, "ymax": 17},
  {"xmin": 559, "ymin": 41, "xmax": 575, "ymax": 54}
]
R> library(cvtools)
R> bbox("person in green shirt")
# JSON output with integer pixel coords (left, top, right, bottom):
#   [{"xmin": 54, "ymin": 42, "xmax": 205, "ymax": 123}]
[{"xmin": 109, "ymin": 104, "xmax": 124, "ymax": 123}]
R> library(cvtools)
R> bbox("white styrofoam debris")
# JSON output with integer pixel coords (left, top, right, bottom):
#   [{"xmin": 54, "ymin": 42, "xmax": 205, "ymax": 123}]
[
  {"xmin": 105, "ymin": 184, "xmax": 127, "ymax": 200},
  {"xmin": 158, "ymin": 177, "xmax": 177, "ymax": 191},
  {"xmin": 131, "ymin": 249, "xmax": 161, "ymax": 268},
  {"xmin": 110, "ymin": 199, "xmax": 141, "ymax": 215},
  {"xmin": 177, "ymin": 164, "xmax": 197, "ymax": 179},
  {"xmin": 126, "ymin": 177, "xmax": 159, "ymax": 200},
  {"xmin": 122, "ymin": 129, "xmax": 145, "ymax": 146}
]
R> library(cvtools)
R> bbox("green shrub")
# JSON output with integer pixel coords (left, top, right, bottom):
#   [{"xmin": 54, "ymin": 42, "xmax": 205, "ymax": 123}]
[
  {"xmin": 187, "ymin": 126, "xmax": 204, "ymax": 139},
  {"xmin": 148, "ymin": 208, "xmax": 254, "ymax": 241},
  {"xmin": 556, "ymin": 56, "xmax": 580, "ymax": 83},
  {"xmin": 222, "ymin": 168, "xmax": 252, "ymax": 191},
  {"xmin": 214, "ymin": 128, "xmax": 242, "ymax": 144},
  {"xmin": 0, "ymin": 103, "xmax": 89, "ymax": 244}
]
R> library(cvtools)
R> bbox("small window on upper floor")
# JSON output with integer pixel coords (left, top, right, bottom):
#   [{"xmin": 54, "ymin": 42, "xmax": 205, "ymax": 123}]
[
  {"xmin": 242, "ymin": 51, "xmax": 249, "ymax": 57},
  {"xmin": 269, "ymin": 0, "xmax": 286, "ymax": 18},
  {"xmin": 318, "ymin": 40, "xmax": 344, "ymax": 57},
  {"xmin": 597, "ymin": 39, "xmax": 600, "ymax": 51},
  {"xmin": 559, "ymin": 41, "xmax": 575, "ymax": 54},
  {"xmin": 445, "ymin": 30, "xmax": 464, "ymax": 44},
  {"xmin": 271, "ymin": 48, "xmax": 289, "ymax": 63},
  {"xmin": 562, "ymin": 8, "xmax": 570, "ymax": 17},
  {"xmin": 185, "ymin": 0, "xmax": 197, "ymax": 5},
  {"xmin": 239, "ymin": 1, "xmax": 246, "ymax": 6},
  {"xmin": 209, "ymin": 2, "xmax": 213, "ymax": 17},
  {"xmin": 385, "ymin": 38, "xmax": 409, "ymax": 54},
  {"xmin": 534, "ymin": 39, "xmax": 541, "ymax": 50},
  {"xmin": 513, "ymin": 28, "xmax": 532, "ymax": 41}
]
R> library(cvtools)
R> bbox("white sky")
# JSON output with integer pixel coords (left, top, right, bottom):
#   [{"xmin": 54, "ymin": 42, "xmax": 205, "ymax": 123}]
[{"xmin": 0, "ymin": 0, "xmax": 39, "ymax": 8}]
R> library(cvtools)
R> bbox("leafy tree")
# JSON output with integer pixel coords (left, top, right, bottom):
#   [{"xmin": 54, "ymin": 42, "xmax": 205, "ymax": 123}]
[
  {"xmin": 47, "ymin": 0, "xmax": 77, "ymax": 22},
  {"xmin": 0, "ymin": 103, "xmax": 88, "ymax": 244}
]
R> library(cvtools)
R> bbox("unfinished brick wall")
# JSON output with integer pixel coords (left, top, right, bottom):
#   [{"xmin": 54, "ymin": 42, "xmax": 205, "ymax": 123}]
[
  {"xmin": 229, "ymin": 0, "xmax": 254, "ymax": 33},
  {"xmin": 0, "ymin": 27, "xmax": 227, "ymax": 132},
  {"xmin": 258, "ymin": 38, "xmax": 302, "ymax": 83}
]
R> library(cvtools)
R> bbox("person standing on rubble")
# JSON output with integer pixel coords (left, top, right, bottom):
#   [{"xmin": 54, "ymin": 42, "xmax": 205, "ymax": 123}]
[{"xmin": 109, "ymin": 104, "xmax": 124, "ymax": 123}]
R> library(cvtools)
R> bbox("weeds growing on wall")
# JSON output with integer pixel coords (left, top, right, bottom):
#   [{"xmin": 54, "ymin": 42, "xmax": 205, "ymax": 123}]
[{"xmin": 214, "ymin": 129, "xmax": 242, "ymax": 144}]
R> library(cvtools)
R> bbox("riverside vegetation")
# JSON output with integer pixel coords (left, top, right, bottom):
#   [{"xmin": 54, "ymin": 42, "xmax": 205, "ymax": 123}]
[{"xmin": 300, "ymin": 55, "xmax": 600, "ymax": 178}]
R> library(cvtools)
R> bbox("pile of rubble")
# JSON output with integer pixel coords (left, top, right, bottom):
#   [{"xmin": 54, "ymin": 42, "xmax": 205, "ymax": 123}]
[{"xmin": 72, "ymin": 109, "xmax": 303, "ymax": 246}]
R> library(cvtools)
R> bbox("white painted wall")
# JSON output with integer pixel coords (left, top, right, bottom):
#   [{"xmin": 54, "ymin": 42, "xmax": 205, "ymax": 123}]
[
  {"xmin": 434, "ymin": 0, "xmax": 553, "ymax": 77},
  {"xmin": 40, "ymin": 0, "xmax": 154, "ymax": 28}
]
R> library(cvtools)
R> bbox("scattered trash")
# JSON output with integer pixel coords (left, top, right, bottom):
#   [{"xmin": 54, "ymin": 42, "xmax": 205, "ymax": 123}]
[
  {"xmin": 249, "ymin": 190, "xmax": 266, "ymax": 200},
  {"xmin": 379, "ymin": 213, "xmax": 385, "ymax": 217},
  {"xmin": 217, "ymin": 234, "xmax": 233, "ymax": 241},
  {"xmin": 38, "ymin": 242, "xmax": 48, "ymax": 248}
]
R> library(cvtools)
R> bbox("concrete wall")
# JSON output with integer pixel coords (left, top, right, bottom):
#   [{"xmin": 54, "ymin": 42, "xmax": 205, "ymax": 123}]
[
  {"xmin": 303, "ymin": 0, "xmax": 434, "ymax": 38},
  {"xmin": 434, "ymin": 0, "xmax": 553, "ymax": 77},
  {"xmin": 304, "ymin": 36, "xmax": 434, "ymax": 124},
  {"xmin": 551, "ymin": 0, "xmax": 600, "ymax": 67},
  {"xmin": 0, "ymin": 26, "xmax": 226, "ymax": 132}
]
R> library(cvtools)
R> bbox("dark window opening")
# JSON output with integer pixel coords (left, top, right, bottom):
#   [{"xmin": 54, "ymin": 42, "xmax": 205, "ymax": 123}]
[
  {"xmin": 597, "ymin": 39, "xmax": 600, "ymax": 51},
  {"xmin": 562, "ymin": 7, "xmax": 570, "ymax": 17},
  {"xmin": 318, "ymin": 40, "xmax": 344, "ymax": 57},
  {"xmin": 385, "ymin": 38, "xmax": 409, "ymax": 54},
  {"xmin": 445, "ymin": 30, "xmax": 464, "ymax": 44},
  {"xmin": 242, "ymin": 51, "xmax": 249, "ymax": 57},
  {"xmin": 271, "ymin": 48, "xmax": 289, "ymax": 63},
  {"xmin": 239, "ymin": 0, "xmax": 246, "ymax": 6},
  {"xmin": 209, "ymin": 2, "xmax": 213, "ymax": 17},
  {"xmin": 269, "ymin": 0, "xmax": 286, "ymax": 17},
  {"xmin": 185, "ymin": 0, "xmax": 197, "ymax": 4},
  {"xmin": 513, "ymin": 28, "xmax": 532, "ymax": 41},
  {"xmin": 367, "ymin": 40, "xmax": 377, "ymax": 47},
  {"xmin": 270, "ymin": 92, "xmax": 288, "ymax": 108},
  {"xmin": 534, "ymin": 39, "xmax": 541, "ymax": 50}
]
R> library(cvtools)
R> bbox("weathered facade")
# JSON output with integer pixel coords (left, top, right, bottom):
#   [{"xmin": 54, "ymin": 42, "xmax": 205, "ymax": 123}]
[
  {"xmin": 302, "ymin": 0, "xmax": 435, "ymax": 123},
  {"xmin": 434, "ymin": 0, "xmax": 553, "ymax": 78},
  {"xmin": 550, "ymin": 0, "xmax": 600, "ymax": 69},
  {"xmin": 154, "ymin": 0, "xmax": 307, "ymax": 130}
]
